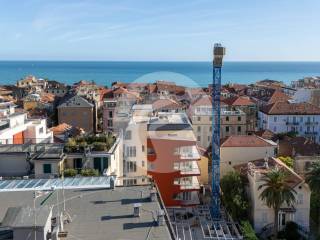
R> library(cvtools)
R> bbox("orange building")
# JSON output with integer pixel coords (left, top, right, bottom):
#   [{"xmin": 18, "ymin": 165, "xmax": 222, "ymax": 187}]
[{"xmin": 147, "ymin": 113, "xmax": 201, "ymax": 207}]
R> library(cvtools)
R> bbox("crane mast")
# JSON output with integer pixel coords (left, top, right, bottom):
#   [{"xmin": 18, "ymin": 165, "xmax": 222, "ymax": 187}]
[{"xmin": 211, "ymin": 43, "xmax": 225, "ymax": 219}]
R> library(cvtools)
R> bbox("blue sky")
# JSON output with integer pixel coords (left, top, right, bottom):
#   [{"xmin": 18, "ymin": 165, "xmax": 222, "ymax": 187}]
[{"xmin": 0, "ymin": 0, "xmax": 319, "ymax": 61}]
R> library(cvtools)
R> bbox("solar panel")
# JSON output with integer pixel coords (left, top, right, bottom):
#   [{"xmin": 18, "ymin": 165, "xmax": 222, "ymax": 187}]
[{"xmin": 0, "ymin": 176, "xmax": 112, "ymax": 192}]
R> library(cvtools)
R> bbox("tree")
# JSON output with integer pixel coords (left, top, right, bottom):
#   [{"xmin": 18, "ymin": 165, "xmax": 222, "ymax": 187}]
[
  {"xmin": 240, "ymin": 221, "xmax": 259, "ymax": 240},
  {"xmin": 221, "ymin": 171, "xmax": 248, "ymax": 220},
  {"xmin": 258, "ymin": 168, "xmax": 296, "ymax": 238},
  {"xmin": 306, "ymin": 162, "xmax": 320, "ymax": 235}
]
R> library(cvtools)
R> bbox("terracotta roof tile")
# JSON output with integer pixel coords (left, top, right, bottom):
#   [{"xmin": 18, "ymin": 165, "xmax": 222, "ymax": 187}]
[
  {"xmin": 152, "ymin": 98, "xmax": 181, "ymax": 111},
  {"xmin": 221, "ymin": 135, "xmax": 276, "ymax": 147},
  {"xmin": 261, "ymin": 101, "xmax": 320, "ymax": 115}
]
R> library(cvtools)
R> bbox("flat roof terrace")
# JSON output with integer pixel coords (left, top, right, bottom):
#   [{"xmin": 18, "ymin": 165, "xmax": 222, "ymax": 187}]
[{"xmin": 0, "ymin": 180, "xmax": 174, "ymax": 240}]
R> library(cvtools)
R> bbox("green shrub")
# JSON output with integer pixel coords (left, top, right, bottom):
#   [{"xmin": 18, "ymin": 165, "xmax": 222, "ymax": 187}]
[
  {"xmin": 240, "ymin": 221, "xmax": 258, "ymax": 240},
  {"xmin": 277, "ymin": 221, "xmax": 300, "ymax": 240},
  {"xmin": 81, "ymin": 168, "xmax": 99, "ymax": 176},
  {"xmin": 278, "ymin": 156, "xmax": 294, "ymax": 169},
  {"xmin": 64, "ymin": 138, "xmax": 77, "ymax": 152},
  {"xmin": 92, "ymin": 142, "xmax": 107, "ymax": 151},
  {"xmin": 63, "ymin": 168, "xmax": 78, "ymax": 177}
]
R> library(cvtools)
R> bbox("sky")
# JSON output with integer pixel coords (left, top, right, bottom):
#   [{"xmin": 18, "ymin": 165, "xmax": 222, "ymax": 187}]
[{"xmin": 0, "ymin": 0, "xmax": 319, "ymax": 61}]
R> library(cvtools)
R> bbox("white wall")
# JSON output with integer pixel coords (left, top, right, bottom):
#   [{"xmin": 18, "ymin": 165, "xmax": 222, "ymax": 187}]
[
  {"xmin": 259, "ymin": 112, "xmax": 320, "ymax": 143},
  {"xmin": 220, "ymin": 145, "xmax": 277, "ymax": 176}
]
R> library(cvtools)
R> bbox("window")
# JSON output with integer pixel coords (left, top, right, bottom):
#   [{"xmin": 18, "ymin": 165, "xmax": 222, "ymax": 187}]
[
  {"xmin": 125, "ymin": 130, "xmax": 132, "ymax": 140},
  {"xmin": 126, "ymin": 146, "xmax": 136, "ymax": 157},
  {"xmin": 238, "ymin": 116, "xmax": 241, "ymax": 122},
  {"xmin": 209, "ymin": 126, "xmax": 212, "ymax": 132},
  {"xmin": 237, "ymin": 126, "xmax": 241, "ymax": 132},
  {"xmin": 126, "ymin": 161, "xmax": 137, "ymax": 172},
  {"xmin": 208, "ymin": 136, "xmax": 211, "ymax": 142},
  {"xmin": 197, "ymin": 116, "xmax": 201, "ymax": 121},
  {"xmin": 226, "ymin": 126, "xmax": 229, "ymax": 132},
  {"xmin": 39, "ymin": 127, "xmax": 44, "ymax": 134},
  {"xmin": 197, "ymin": 136, "xmax": 201, "ymax": 141},
  {"xmin": 142, "ymin": 145, "xmax": 145, "ymax": 152},
  {"xmin": 43, "ymin": 164, "xmax": 52, "ymax": 174},
  {"xmin": 109, "ymin": 111, "xmax": 113, "ymax": 118},
  {"xmin": 210, "ymin": 117, "xmax": 212, "ymax": 122},
  {"xmin": 273, "ymin": 126, "xmax": 277, "ymax": 132},
  {"xmin": 300, "ymin": 117, "xmax": 303, "ymax": 123},
  {"xmin": 124, "ymin": 179, "xmax": 137, "ymax": 186},
  {"xmin": 197, "ymin": 126, "xmax": 201, "ymax": 132},
  {"xmin": 226, "ymin": 116, "xmax": 229, "ymax": 121},
  {"xmin": 107, "ymin": 120, "xmax": 113, "ymax": 127},
  {"xmin": 297, "ymin": 193, "xmax": 303, "ymax": 204},
  {"xmin": 142, "ymin": 161, "xmax": 145, "ymax": 167},
  {"xmin": 274, "ymin": 117, "xmax": 277, "ymax": 122}
]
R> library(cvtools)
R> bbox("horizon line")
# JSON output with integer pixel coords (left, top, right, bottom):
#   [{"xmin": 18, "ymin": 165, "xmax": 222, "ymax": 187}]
[{"xmin": 0, "ymin": 59, "xmax": 320, "ymax": 63}]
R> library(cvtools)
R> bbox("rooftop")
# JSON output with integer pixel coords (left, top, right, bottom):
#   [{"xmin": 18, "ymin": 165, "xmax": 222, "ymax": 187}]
[
  {"xmin": 234, "ymin": 157, "xmax": 303, "ymax": 188},
  {"xmin": 221, "ymin": 135, "xmax": 277, "ymax": 148},
  {"xmin": 0, "ymin": 182, "xmax": 173, "ymax": 240},
  {"xmin": 260, "ymin": 101, "xmax": 320, "ymax": 115}
]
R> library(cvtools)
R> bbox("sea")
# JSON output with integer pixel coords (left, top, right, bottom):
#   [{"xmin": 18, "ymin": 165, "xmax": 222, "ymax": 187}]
[{"xmin": 0, "ymin": 61, "xmax": 319, "ymax": 88}]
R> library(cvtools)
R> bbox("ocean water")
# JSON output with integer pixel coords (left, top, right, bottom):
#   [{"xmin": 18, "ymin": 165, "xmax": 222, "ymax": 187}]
[{"xmin": 0, "ymin": 61, "xmax": 319, "ymax": 88}]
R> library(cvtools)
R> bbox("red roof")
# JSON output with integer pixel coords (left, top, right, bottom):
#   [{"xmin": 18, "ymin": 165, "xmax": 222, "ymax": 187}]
[
  {"xmin": 221, "ymin": 135, "xmax": 275, "ymax": 147},
  {"xmin": 261, "ymin": 101, "xmax": 320, "ymax": 115},
  {"xmin": 268, "ymin": 90, "xmax": 291, "ymax": 104}
]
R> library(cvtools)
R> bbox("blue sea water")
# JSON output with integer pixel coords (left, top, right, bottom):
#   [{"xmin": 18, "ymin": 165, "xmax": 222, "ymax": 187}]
[{"xmin": 0, "ymin": 61, "xmax": 319, "ymax": 87}]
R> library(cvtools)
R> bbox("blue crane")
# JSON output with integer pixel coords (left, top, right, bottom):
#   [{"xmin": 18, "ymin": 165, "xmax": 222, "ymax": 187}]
[{"xmin": 211, "ymin": 43, "xmax": 225, "ymax": 219}]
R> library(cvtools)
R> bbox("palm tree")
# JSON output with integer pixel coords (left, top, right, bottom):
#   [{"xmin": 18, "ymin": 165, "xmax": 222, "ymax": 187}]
[
  {"xmin": 258, "ymin": 168, "xmax": 296, "ymax": 238},
  {"xmin": 306, "ymin": 162, "xmax": 320, "ymax": 234}
]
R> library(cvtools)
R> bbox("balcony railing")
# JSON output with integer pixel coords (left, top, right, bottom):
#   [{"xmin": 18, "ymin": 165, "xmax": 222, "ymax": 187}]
[
  {"xmin": 305, "ymin": 121, "xmax": 318, "ymax": 125},
  {"xmin": 305, "ymin": 131, "xmax": 317, "ymax": 135},
  {"xmin": 173, "ymin": 161, "xmax": 200, "ymax": 175},
  {"xmin": 177, "ymin": 146, "xmax": 200, "ymax": 160},
  {"xmin": 286, "ymin": 122, "xmax": 299, "ymax": 126},
  {"xmin": 174, "ymin": 176, "xmax": 200, "ymax": 190}
]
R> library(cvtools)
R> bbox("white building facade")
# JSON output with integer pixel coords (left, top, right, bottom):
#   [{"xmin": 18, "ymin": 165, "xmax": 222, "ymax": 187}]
[{"xmin": 259, "ymin": 102, "xmax": 320, "ymax": 143}]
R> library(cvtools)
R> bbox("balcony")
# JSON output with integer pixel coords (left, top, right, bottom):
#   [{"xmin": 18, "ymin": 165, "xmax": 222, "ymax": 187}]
[
  {"xmin": 174, "ymin": 191, "xmax": 200, "ymax": 205},
  {"xmin": 286, "ymin": 121, "xmax": 299, "ymax": 126},
  {"xmin": 173, "ymin": 161, "xmax": 200, "ymax": 175},
  {"xmin": 174, "ymin": 176, "xmax": 200, "ymax": 190},
  {"xmin": 305, "ymin": 131, "xmax": 317, "ymax": 136},
  {"xmin": 305, "ymin": 121, "xmax": 318, "ymax": 125},
  {"xmin": 176, "ymin": 146, "xmax": 200, "ymax": 160}
]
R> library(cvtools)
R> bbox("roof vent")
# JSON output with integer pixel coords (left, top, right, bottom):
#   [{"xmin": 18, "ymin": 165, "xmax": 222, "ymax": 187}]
[
  {"xmin": 157, "ymin": 210, "xmax": 165, "ymax": 226},
  {"xmin": 150, "ymin": 188, "xmax": 157, "ymax": 202},
  {"xmin": 133, "ymin": 203, "xmax": 142, "ymax": 217}
]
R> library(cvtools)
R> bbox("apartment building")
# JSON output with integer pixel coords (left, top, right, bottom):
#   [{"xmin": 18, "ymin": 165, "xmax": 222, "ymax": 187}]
[
  {"xmin": 57, "ymin": 95, "xmax": 95, "ymax": 133},
  {"xmin": 235, "ymin": 157, "xmax": 310, "ymax": 234},
  {"xmin": 102, "ymin": 87, "xmax": 141, "ymax": 133},
  {"xmin": 122, "ymin": 104, "xmax": 153, "ymax": 186},
  {"xmin": 189, "ymin": 95, "xmax": 246, "ymax": 149},
  {"xmin": 259, "ymin": 101, "xmax": 320, "ymax": 143},
  {"xmin": 220, "ymin": 135, "xmax": 277, "ymax": 176},
  {"xmin": 223, "ymin": 96, "xmax": 258, "ymax": 133},
  {"xmin": 0, "ymin": 101, "xmax": 53, "ymax": 144},
  {"xmin": 147, "ymin": 112, "xmax": 201, "ymax": 207},
  {"xmin": 221, "ymin": 107, "xmax": 246, "ymax": 138}
]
